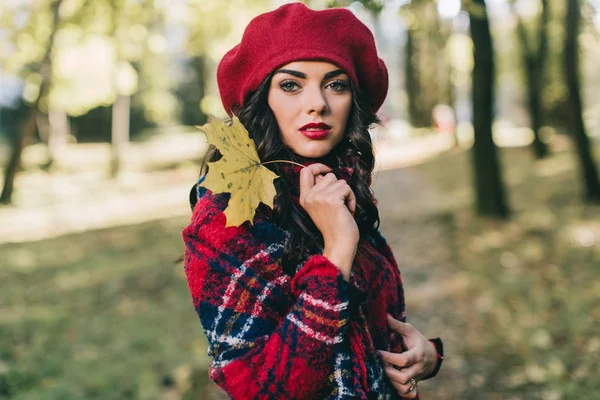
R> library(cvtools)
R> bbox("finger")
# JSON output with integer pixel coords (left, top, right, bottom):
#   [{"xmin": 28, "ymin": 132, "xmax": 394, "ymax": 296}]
[
  {"xmin": 346, "ymin": 186, "xmax": 356, "ymax": 214},
  {"xmin": 320, "ymin": 180, "xmax": 356, "ymax": 213},
  {"xmin": 377, "ymin": 350, "xmax": 410, "ymax": 369},
  {"xmin": 384, "ymin": 367, "xmax": 420, "ymax": 399},
  {"xmin": 320, "ymin": 179, "xmax": 349, "ymax": 198},
  {"xmin": 401, "ymin": 391, "xmax": 418, "ymax": 400},
  {"xmin": 395, "ymin": 348, "xmax": 420, "ymax": 369},
  {"xmin": 383, "ymin": 365, "xmax": 412, "ymax": 385},
  {"xmin": 400, "ymin": 385, "xmax": 419, "ymax": 400},
  {"xmin": 387, "ymin": 314, "xmax": 415, "ymax": 337},
  {"xmin": 304, "ymin": 163, "xmax": 333, "ymax": 176},
  {"xmin": 312, "ymin": 173, "xmax": 340, "ymax": 192},
  {"xmin": 387, "ymin": 363, "xmax": 422, "ymax": 384},
  {"xmin": 299, "ymin": 164, "xmax": 332, "ymax": 200},
  {"xmin": 386, "ymin": 375, "xmax": 418, "ymax": 399},
  {"xmin": 381, "ymin": 348, "xmax": 420, "ymax": 370}
]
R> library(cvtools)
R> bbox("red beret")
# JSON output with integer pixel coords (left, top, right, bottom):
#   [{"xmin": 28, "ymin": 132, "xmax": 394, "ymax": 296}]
[{"xmin": 217, "ymin": 2, "xmax": 388, "ymax": 115}]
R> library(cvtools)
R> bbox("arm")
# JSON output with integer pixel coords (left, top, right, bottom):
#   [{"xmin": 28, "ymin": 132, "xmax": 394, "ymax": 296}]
[{"xmin": 183, "ymin": 190, "xmax": 351, "ymax": 399}]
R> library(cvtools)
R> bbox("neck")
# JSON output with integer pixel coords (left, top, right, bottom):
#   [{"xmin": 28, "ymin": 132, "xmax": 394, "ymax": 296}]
[{"xmin": 288, "ymin": 151, "xmax": 342, "ymax": 169}]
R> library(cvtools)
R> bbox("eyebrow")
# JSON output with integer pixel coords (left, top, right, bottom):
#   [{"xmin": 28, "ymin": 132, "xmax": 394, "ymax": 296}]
[{"xmin": 274, "ymin": 69, "xmax": 346, "ymax": 81}]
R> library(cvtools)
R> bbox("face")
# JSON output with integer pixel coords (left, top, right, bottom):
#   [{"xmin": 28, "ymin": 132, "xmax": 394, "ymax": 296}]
[{"xmin": 268, "ymin": 61, "xmax": 353, "ymax": 159}]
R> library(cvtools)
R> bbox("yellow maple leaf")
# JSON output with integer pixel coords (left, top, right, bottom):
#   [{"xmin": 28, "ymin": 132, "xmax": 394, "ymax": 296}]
[{"xmin": 197, "ymin": 115, "xmax": 280, "ymax": 227}]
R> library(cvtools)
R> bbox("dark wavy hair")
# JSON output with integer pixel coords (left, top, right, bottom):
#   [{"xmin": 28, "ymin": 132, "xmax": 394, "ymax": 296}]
[{"xmin": 199, "ymin": 72, "xmax": 381, "ymax": 275}]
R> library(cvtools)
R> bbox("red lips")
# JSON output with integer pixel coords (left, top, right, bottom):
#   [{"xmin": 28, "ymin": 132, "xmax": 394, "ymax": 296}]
[
  {"xmin": 299, "ymin": 122, "xmax": 332, "ymax": 139},
  {"xmin": 300, "ymin": 122, "xmax": 331, "ymax": 130}
]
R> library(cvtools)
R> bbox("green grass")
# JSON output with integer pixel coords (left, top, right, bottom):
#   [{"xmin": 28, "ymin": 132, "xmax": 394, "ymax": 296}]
[
  {"xmin": 1, "ymin": 142, "xmax": 599, "ymax": 399},
  {"xmin": 0, "ymin": 218, "xmax": 218, "ymax": 400},
  {"xmin": 413, "ymin": 145, "xmax": 600, "ymax": 399}
]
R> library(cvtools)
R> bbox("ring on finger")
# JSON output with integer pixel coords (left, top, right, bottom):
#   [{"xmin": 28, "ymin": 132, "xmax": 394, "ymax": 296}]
[{"xmin": 408, "ymin": 378, "xmax": 417, "ymax": 392}]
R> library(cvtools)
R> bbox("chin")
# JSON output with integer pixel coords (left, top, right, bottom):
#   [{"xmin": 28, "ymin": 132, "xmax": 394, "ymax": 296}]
[{"xmin": 293, "ymin": 145, "xmax": 334, "ymax": 159}]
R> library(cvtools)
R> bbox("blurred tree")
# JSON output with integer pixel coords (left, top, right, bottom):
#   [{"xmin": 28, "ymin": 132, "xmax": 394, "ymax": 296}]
[
  {"xmin": 0, "ymin": 0, "xmax": 183, "ymax": 180},
  {"xmin": 564, "ymin": 0, "xmax": 600, "ymax": 202},
  {"xmin": 328, "ymin": 0, "xmax": 449, "ymax": 129},
  {"xmin": 404, "ymin": 21, "xmax": 420, "ymax": 124},
  {"xmin": 175, "ymin": 55, "xmax": 208, "ymax": 127},
  {"xmin": 535, "ymin": 0, "xmax": 568, "ymax": 131},
  {"xmin": 466, "ymin": 0, "xmax": 510, "ymax": 218},
  {"xmin": 400, "ymin": 1, "xmax": 444, "ymax": 128},
  {"xmin": 512, "ymin": 0, "xmax": 550, "ymax": 159},
  {"xmin": 326, "ymin": 0, "xmax": 384, "ymax": 14},
  {"xmin": 110, "ymin": 0, "xmax": 131, "ymax": 178},
  {"xmin": 1, "ymin": 0, "xmax": 63, "ymax": 204},
  {"xmin": 438, "ymin": 15, "xmax": 459, "ymax": 147}
]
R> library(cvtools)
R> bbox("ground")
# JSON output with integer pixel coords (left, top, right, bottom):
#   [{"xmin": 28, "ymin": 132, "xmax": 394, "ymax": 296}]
[{"xmin": 1, "ymin": 142, "xmax": 599, "ymax": 399}]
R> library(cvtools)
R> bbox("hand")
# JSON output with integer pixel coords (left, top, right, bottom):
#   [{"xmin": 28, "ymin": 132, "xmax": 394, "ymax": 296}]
[
  {"xmin": 299, "ymin": 163, "xmax": 359, "ymax": 281},
  {"xmin": 378, "ymin": 315, "xmax": 438, "ymax": 398}
]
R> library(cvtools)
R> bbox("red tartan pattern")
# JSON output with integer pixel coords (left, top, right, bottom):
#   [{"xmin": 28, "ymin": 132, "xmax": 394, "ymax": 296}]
[{"xmin": 182, "ymin": 184, "xmax": 408, "ymax": 399}]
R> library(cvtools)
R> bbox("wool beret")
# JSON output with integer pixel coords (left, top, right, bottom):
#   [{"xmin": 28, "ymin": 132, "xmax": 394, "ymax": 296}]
[{"xmin": 217, "ymin": 2, "xmax": 388, "ymax": 115}]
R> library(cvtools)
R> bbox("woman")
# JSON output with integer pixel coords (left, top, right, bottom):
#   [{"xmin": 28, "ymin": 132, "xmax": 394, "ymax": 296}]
[{"xmin": 182, "ymin": 3, "xmax": 443, "ymax": 399}]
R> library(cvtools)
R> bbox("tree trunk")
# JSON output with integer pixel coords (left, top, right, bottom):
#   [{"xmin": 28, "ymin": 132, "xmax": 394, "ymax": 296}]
[
  {"xmin": 420, "ymin": 6, "xmax": 439, "ymax": 127},
  {"xmin": 440, "ymin": 17, "xmax": 459, "ymax": 147},
  {"xmin": 110, "ymin": 94, "xmax": 130, "ymax": 178},
  {"xmin": 404, "ymin": 4, "xmax": 439, "ymax": 128},
  {"xmin": 405, "ymin": 28, "xmax": 421, "ymax": 127},
  {"xmin": 0, "ymin": 113, "xmax": 37, "ymax": 204},
  {"xmin": 469, "ymin": 0, "xmax": 510, "ymax": 218},
  {"xmin": 514, "ymin": 0, "xmax": 550, "ymax": 159},
  {"xmin": 564, "ymin": 0, "xmax": 600, "ymax": 202},
  {"xmin": 47, "ymin": 110, "xmax": 69, "ymax": 167},
  {"xmin": 1, "ymin": 0, "xmax": 63, "ymax": 204}
]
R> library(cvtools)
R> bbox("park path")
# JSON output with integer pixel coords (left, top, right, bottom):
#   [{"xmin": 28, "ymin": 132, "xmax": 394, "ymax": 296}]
[{"xmin": 372, "ymin": 167, "xmax": 466, "ymax": 398}]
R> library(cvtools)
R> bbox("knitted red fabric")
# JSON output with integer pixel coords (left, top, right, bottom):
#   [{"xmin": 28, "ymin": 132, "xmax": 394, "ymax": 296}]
[
  {"xmin": 217, "ymin": 2, "xmax": 388, "ymax": 115},
  {"xmin": 182, "ymin": 164, "xmax": 408, "ymax": 398}
]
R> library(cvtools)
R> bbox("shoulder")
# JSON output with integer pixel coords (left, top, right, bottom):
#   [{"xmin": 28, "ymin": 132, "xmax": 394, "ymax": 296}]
[
  {"xmin": 185, "ymin": 175, "xmax": 288, "ymax": 260},
  {"xmin": 190, "ymin": 175, "xmax": 229, "ymax": 223}
]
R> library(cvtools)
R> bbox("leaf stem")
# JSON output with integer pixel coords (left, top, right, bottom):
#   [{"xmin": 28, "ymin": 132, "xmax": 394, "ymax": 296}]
[{"xmin": 261, "ymin": 160, "xmax": 306, "ymax": 168}]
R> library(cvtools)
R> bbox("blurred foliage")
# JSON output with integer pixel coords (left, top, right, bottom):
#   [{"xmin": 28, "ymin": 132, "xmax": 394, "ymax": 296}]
[
  {"xmin": 0, "ymin": 0, "xmax": 271, "ymax": 141},
  {"xmin": 326, "ymin": 0, "xmax": 384, "ymax": 15},
  {"xmin": 1, "ymin": 0, "xmax": 598, "ymax": 141}
]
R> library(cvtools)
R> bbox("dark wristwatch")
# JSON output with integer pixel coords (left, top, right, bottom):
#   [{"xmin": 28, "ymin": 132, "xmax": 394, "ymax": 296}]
[{"xmin": 422, "ymin": 337, "xmax": 444, "ymax": 380}]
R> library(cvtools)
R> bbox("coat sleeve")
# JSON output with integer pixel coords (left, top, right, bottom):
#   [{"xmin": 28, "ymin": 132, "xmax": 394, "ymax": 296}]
[
  {"xmin": 182, "ymin": 189, "xmax": 352, "ymax": 400},
  {"xmin": 369, "ymin": 229, "xmax": 406, "ymax": 322}
]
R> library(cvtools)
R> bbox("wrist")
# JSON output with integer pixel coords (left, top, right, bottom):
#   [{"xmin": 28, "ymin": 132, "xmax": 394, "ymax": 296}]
[{"xmin": 323, "ymin": 246, "xmax": 355, "ymax": 281}]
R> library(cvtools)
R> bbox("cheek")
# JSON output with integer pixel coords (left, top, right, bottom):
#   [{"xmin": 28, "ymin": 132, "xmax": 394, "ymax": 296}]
[
  {"xmin": 269, "ymin": 93, "xmax": 293, "ymax": 121},
  {"xmin": 268, "ymin": 95, "xmax": 294, "ymax": 144},
  {"xmin": 335, "ymin": 97, "xmax": 353, "ymax": 129}
]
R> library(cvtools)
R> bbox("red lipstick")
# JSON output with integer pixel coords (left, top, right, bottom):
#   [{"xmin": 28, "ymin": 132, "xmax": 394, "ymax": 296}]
[{"xmin": 299, "ymin": 122, "xmax": 332, "ymax": 139}]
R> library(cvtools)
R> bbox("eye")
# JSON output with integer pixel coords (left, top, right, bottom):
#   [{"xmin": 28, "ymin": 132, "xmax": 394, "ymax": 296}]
[
  {"xmin": 280, "ymin": 80, "xmax": 300, "ymax": 92},
  {"xmin": 327, "ymin": 80, "xmax": 349, "ymax": 92}
]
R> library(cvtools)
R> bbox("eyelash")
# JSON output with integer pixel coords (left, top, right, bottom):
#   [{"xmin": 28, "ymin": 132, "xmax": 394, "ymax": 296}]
[
  {"xmin": 279, "ymin": 80, "xmax": 299, "ymax": 92},
  {"xmin": 328, "ymin": 80, "xmax": 349, "ymax": 92},
  {"xmin": 279, "ymin": 79, "xmax": 349, "ymax": 93}
]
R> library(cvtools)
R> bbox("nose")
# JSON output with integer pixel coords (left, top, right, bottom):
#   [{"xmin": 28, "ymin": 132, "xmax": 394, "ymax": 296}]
[{"xmin": 305, "ymin": 87, "xmax": 328, "ymax": 115}]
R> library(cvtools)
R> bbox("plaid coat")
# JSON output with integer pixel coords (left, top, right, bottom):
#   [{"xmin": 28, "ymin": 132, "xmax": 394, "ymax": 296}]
[{"xmin": 182, "ymin": 177, "xmax": 409, "ymax": 399}]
